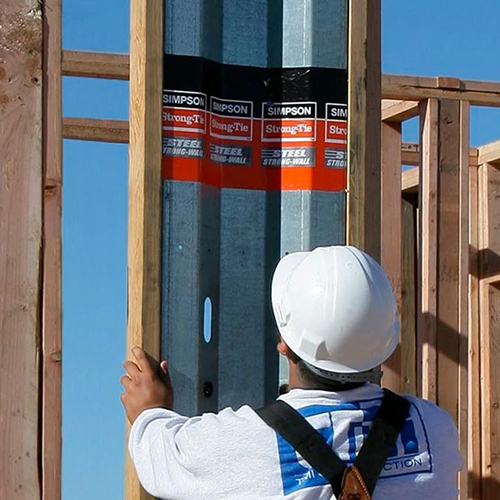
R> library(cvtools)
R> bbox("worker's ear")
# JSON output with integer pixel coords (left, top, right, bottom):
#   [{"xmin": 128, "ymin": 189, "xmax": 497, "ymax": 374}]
[{"xmin": 277, "ymin": 338, "xmax": 298, "ymax": 363}]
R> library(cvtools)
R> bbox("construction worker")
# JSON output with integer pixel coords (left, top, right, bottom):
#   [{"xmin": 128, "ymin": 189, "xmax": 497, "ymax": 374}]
[{"xmin": 121, "ymin": 246, "xmax": 462, "ymax": 500}]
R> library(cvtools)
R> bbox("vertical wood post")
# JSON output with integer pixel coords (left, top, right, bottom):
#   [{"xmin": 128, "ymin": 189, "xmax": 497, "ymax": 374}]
[
  {"xmin": 0, "ymin": 1, "xmax": 44, "ymax": 498},
  {"xmin": 126, "ymin": 0, "xmax": 163, "ymax": 498},
  {"xmin": 479, "ymin": 161, "xmax": 500, "ymax": 500},
  {"xmin": 480, "ymin": 278, "xmax": 500, "ymax": 500},
  {"xmin": 401, "ymin": 195, "xmax": 418, "ymax": 396},
  {"xmin": 457, "ymin": 101, "xmax": 470, "ymax": 500},
  {"xmin": 436, "ymin": 98, "xmax": 462, "ymax": 423},
  {"xmin": 469, "ymin": 160, "xmax": 481, "ymax": 500},
  {"xmin": 381, "ymin": 121, "xmax": 402, "ymax": 391},
  {"xmin": 347, "ymin": 0, "xmax": 381, "ymax": 261},
  {"xmin": 418, "ymin": 98, "xmax": 439, "ymax": 401},
  {"xmin": 42, "ymin": 0, "xmax": 63, "ymax": 497}
]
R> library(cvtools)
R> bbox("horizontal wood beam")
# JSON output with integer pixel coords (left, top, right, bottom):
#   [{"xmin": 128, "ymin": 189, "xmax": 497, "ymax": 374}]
[
  {"xmin": 382, "ymin": 100, "xmax": 419, "ymax": 122},
  {"xmin": 478, "ymin": 138, "xmax": 500, "ymax": 165},
  {"xmin": 401, "ymin": 143, "xmax": 478, "ymax": 167},
  {"xmin": 62, "ymin": 50, "xmax": 129, "ymax": 80},
  {"xmin": 63, "ymin": 117, "xmax": 129, "ymax": 143},
  {"xmin": 402, "ymin": 167, "xmax": 419, "ymax": 193},
  {"xmin": 384, "ymin": 74, "xmax": 500, "ymax": 94},
  {"xmin": 383, "ymin": 75, "xmax": 500, "ymax": 106}
]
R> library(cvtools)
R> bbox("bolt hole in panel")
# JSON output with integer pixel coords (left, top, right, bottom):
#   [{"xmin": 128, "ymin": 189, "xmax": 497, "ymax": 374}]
[{"xmin": 162, "ymin": 0, "xmax": 347, "ymax": 415}]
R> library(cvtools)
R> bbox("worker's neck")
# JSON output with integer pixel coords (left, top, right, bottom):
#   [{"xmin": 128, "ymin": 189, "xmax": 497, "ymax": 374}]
[{"xmin": 287, "ymin": 363, "xmax": 307, "ymax": 390}]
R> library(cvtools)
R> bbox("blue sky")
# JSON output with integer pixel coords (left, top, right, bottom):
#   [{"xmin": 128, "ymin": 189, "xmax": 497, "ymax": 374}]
[{"xmin": 62, "ymin": 1, "xmax": 500, "ymax": 498}]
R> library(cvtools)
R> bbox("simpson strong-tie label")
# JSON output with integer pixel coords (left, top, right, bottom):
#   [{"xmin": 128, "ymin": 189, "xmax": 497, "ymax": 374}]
[
  {"xmin": 262, "ymin": 102, "xmax": 317, "ymax": 142},
  {"xmin": 163, "ymin": 90, "xmax": 207, "ymax": 134},
  {"xmin": 210, "ymin": 97, "xmax": 253, "ymax": 141}
]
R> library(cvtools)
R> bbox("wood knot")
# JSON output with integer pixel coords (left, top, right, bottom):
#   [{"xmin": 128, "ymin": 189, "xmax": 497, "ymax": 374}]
[
  {"xmin": 44, "ymin": 183, "xmax": 59, "ymax": 195},
  {"xmin": 50, "ymin": 351, "xmax": 62, "ymax": 362}
]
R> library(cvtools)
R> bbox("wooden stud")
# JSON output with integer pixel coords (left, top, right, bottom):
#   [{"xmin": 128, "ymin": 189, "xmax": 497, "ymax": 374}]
[
  {"xmin": 0, "ymin": 0, "xmax": 43, "ymax": 498},
  {"xmin": 478, "ymin": 163, "xmax": 500, "ymax": 500},
  {"xmin": 62, "ymin": 50, "xmax": 130, "ymax": 80},
  {"xmin": 418, "ymin": 98, "xmax": 439, "ymax": 400},
  {"xmin": 126, "ymin": 0, "xmax": 163, "ymax": 499},
  {"xmin": 480, "ymin": 279, "xmax": 500, "ymax": 500},
  {"xmin": 457, "ymin": 100, "xmax": 470, "ymax": 500},
  {"xmin": 42, "ymin": 0, "xmax": 63, "ymax": 498},
  {"xmin": 436, "ymin": 99, "xmax": 461, "ymax": 422},
  {"xmin": 401, "ymin": 195, "xmax": 418, "ymax": 395},
  {"xmin": 469, "ymin": 162, "xmax": 481, "ymax": 500},
  {"xmin": 381, "ymin": 121, "xmax": 402, "ymax": 391},
  {"xmin": 63, "ymin": 117, "xmax": 129, "ymax": 143},
  {"xmin": 347, "ymin": 0, "xmax": 381, "ymax": 260}
]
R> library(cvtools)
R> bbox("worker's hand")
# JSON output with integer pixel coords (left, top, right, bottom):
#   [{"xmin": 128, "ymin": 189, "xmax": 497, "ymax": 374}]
[{"xmin": 120, "ymin": 347, "xmax": 174, "ymax": 424}]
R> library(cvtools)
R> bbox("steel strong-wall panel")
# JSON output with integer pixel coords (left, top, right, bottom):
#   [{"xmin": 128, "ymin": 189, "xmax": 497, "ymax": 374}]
[{"xmin": 163, "ymin": 0, "xmax": 347, "ymax": 415}]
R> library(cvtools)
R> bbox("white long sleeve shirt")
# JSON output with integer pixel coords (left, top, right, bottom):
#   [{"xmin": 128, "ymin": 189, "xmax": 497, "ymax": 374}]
[{"xmin": 129, "ymin": 384, "xmax": 462, "ymax": 500}]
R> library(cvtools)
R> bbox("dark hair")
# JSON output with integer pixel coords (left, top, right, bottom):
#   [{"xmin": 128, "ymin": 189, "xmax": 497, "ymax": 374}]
[{"xmin": 296, "ymin": 359, "xmax": 366, "ymax": 392}]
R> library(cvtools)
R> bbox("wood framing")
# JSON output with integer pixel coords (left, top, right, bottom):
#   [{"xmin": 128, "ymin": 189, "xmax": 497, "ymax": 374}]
[
  {"xmin": 402, "ymin": 167, "xmax": 419, "ymax": 193},
  {"xmin": 382, "ymin": 99, "xmax": 419, "ymax": 122},
  {"xmin": 63, "ymin": 117, "xmax": 129, "ymax": 143},
  {"xmin": 381, "ymin": 121, "xmax": 402, "ymax": 391},
  {"xmin": 469, "ymin": 161, "xmax": 482, "ymax": 500},
  {"xmin": 42, "ymin": 0, "xmax": 63, "ymax": 498},
  {"xmin": 479, "ymin": 162, "xmax": 500, "ymax": 499},
  {"xmin": 0, "ymin": 1, "xmax": 43, "ymax": 498},
  {"xmin": 436, "ymin": 98, "xmax": 461, "ymax": 422},
  {"xmin": 383, "ymin": 74, "xmax": 500, "ymax": 106},
  {"xmin": 478, "ymin": 138, "xmax": 500, "ymax": 166},
  {"xmin": 418, "ymin": 98, "xmax": 439, "ymax": 400},
  {"xmin": 347, "ymin": 0, "xmax": 381, "ymax": 260},
  {"xmin": 400, "ymin": 143, "xmax": 478, "ymax": 168},
  {"xmin": 62, "ymin": 50, "xmax": 130, "ymax": 80},
  {"xmin": 478, "ymin": 163, "xmax": 500, "ymax": 280},
  {"xmin": 401, "ymin": 196, "xmax": 418, "ymax": 395},
  {"xmin": 457, "ymin": 101, "xmax": 470, "ymax": 500},
  {"xmin": 480, "ymin": 278, "xmax": 500, "ymax": 500},
  {"xmin": 126, "ymin": 0, "xmax": 164, "ymax": 498}
]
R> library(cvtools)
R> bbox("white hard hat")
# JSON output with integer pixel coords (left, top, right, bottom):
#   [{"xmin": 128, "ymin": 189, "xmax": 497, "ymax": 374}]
[{"xmin": 271, "ymin": 246, "xmax": 399, "ymax": 375}]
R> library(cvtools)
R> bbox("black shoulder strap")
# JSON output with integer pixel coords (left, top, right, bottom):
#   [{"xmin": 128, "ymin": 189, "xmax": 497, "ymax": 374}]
[
  {"xmin": 257, "ymin": 400, "xmax": 346, "ymax": 497},
  {"xmin": 354, "ymin": 389, "xmax": 410, "ymax": 494},
  {"xmin": 256, "ymin": 389, "xmax": 410, "ymax": 498}
]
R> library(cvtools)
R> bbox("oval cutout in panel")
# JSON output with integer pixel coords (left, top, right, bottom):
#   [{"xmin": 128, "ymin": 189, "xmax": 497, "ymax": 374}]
[{"xmin": 203, "ymin": 297, "xmax": 213, "ymax": 343}]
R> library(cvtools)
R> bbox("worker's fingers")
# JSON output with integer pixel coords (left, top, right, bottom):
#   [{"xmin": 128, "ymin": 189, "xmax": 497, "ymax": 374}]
[
  {"xmin": 123, "ymin": 360, "xmax": 141, "ymax": 380},
  {"xmin": 132, "ymin": 347, "xmax": 153, "ymax": 374},
  {"xmin": 120, "ymin": 375, "xmax": 132, "ymax": 389}
]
